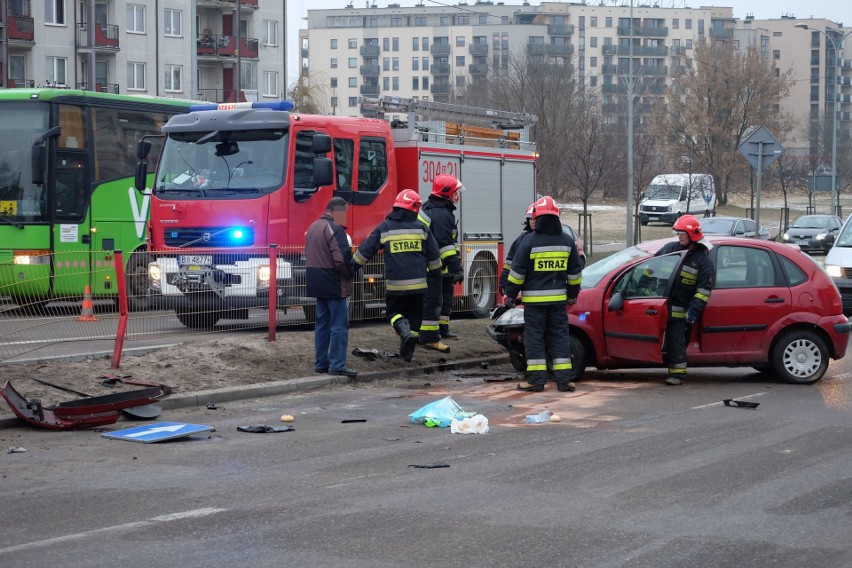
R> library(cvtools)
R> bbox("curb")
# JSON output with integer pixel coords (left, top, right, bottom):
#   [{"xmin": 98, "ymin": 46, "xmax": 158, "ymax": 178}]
[{"xmin": 0, "ymin": 355, "xmax": 510, "ymax": 430}]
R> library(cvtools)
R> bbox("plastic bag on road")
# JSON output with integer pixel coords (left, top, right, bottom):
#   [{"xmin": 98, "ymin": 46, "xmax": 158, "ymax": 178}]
[
  {"xmin": 409, "ymin": 396, "xmax": 475, "ymax": 428},
  {"xmin": 450, "ymin": 414, "xmax": 489, "ymax": 434}
]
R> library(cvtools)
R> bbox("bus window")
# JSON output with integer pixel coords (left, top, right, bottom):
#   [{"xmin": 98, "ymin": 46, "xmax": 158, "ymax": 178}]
[
  {"xmin": 333, "ymin": 138, "xmax": 354, "ymax": 191},
  {"xmin": 58, "ymin": 105, "xmax": 87, "ymax": 149},
  {"xmin": 54, "ymin": 154, "xmax": 89, "ymax": 221},
  {"xmin": 93, "ymin": 108, "xmax": 172, "ymax": 182},
  {"xmin": 357, "ymin": 138, "xmax": 387, "ymax": 193}
]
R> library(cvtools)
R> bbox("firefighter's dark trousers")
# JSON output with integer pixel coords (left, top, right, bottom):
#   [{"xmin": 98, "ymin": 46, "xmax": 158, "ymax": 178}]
[
  {"xmin": 524, "ymin": 303, "xmax": 573, "ymax": 387},
  {"xmin": 664, "ymin": 316, "xmax": 691, "ymax": 381}
]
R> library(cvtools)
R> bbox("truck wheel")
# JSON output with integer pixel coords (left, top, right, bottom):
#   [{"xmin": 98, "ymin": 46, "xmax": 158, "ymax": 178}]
[
  {"xmin": 125, "ymin": 252, "xmax": 151, "ymax": 312},
  {"xmin": 302, "ymin": 304, "xmax": 316, "ymax": 324},
  {"xmin": 176, "ymin": 309, "xmax": 221, "ymax": 329},
  {"xmin": 469, "ymin": 260, "xmax": 497, "ymax": 318},
  {"xmin": 771, "ymin": 330, "xmax": 829, "ymax": 384}
]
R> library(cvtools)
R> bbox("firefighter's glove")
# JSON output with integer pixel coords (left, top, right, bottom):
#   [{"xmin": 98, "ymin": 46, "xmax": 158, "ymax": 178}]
[
  {"xmin": 451, "ymin": 270, "xmax": 464, "ymax": 284},
  {"xmin": 567, "ymin": 297, "xmax": 578, "ymax": 306},
  {"xmin": 686, "ymin": 309, "xmax": 698, "ymax": 324}
]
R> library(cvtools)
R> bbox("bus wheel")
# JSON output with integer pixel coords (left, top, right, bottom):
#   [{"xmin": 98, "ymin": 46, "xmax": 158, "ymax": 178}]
[
  {"xmin": 176, "ymin": 308, "xmax": 221, "ymax": 329},
  {"xmin": 469, "ymin": 260, "xmax": 497, "ymax": 319},
  {"xmin": 125, "ymin": 252, "xmax": 151, "ymax": 312}
]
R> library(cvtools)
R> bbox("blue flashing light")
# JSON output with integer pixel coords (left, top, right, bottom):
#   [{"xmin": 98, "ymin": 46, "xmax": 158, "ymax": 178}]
[
  {"xmin": 231, "ymin": 229, "xmax": 244, "ymax": 240},
  {"xmin": 189, "ymin": 100, "xmax": 295, "ymax": 113}
]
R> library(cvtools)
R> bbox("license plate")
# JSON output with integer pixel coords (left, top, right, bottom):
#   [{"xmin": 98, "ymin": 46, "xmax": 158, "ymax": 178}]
[
  {"xmin": 178, "ymin": 254, "xmax": 213, "ymax": 267},
  {"xmin": 649, "ymin": 216, "xmax": 659, "ymax": 221}
]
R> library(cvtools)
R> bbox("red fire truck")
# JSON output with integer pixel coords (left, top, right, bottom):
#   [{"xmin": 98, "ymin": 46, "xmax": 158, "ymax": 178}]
[{"xmin": 134, "ymin": 98, "xmax": 537, "ymax": 328}]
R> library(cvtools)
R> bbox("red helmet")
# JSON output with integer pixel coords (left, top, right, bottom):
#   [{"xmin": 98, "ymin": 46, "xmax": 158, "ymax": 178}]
[
  {"xmin": 394, "ymin": 189, "xmax": 422, "ymax": 212},
  {"xmin": 673, "ymin": 214, "xmax": 704, "ymax": 242},
  {"xmin": 531, "ymin": 196, "xmax": 559, "ymax": 219},
  {"xmin": 524, "ymin": 203, "xmax": 535, "ymax": 220},
  {"xmin": 431, "ymin": 174, "xmax": 464, "ymax": 202}
]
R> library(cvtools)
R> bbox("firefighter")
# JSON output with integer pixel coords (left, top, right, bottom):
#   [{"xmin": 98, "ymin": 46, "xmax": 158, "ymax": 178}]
[
  {"xmin": 499, "ymin": 203, "xmax": 535, "ymax": 298},
  {"xmin": 654, "ymin": 214, "xmax": 714, "ymax": 386},
  {"xmin": 354, "ymin": 189, "xmax": 443, "ymax": 362},
  {"xmin": 505, "ymin": 196, "xmax": 583, "ymax": 393},
  {"xmin": 419, "ymin": 173, "xmax": 464, "ymax": 341}
]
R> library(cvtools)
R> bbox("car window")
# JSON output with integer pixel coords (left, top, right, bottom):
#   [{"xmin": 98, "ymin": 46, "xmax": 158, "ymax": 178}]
[
  {"xmin": 615, "ymin": 254, "xmax": 681, "ymax": 299},
  {"xmin": 835, "ymin": 218, "xmax": 852, "ymax": 247},
  {"xmin": 715, "ymin": 246, "xmax": 776, "ymax": 289},
  {"xmin": 778, "ymin": 256, "xmax": 808, "ymax": 286}
]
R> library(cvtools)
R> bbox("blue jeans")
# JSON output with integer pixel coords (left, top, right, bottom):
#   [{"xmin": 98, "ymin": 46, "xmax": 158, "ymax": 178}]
[{"xmin": 315, "ymin": 297, "xmax": 349, "ymax": 371}]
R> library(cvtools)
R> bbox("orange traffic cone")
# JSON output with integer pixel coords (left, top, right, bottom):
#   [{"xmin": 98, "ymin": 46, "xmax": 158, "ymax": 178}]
[{"xmin": 78, "ymin": 285, "xmax": 98, "ymax": 321}]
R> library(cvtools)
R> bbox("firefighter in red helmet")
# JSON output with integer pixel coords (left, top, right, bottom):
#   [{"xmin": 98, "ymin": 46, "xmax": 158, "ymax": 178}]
[
  {"xmin": 505, "ymin": 196, "xmax": 584, "ymax": 393},
  {"xmin": 653, "ymin": 214, "xmax": 714, "ymax": 386},
  {"xmin": 354, "ymin": 189, "xmax": 442, "ymax": 362},
  {"xmin": 418, "ymin": 174, "xmax": 465, "ymax": 345}
]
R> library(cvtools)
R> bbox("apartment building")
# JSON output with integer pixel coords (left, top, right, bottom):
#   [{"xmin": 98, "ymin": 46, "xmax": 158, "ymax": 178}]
[
  {"xmin": 0, "ymin": 0, "xmax": 286, "ymax": 103},
  {"xmin": 300, "ymin": 2, "xmax": 850, "ymax": 162}
]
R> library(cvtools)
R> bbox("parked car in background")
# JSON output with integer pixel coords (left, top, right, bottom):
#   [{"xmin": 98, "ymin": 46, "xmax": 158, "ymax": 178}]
[
  {"xmin": 781, "ymin": 214, "xmax": 842, "ymax": 255},
  {"xmin": 823, "ymin": 214, "xmax": 852, "ymax": 314},
  {"xmin": 562, "ymin": 224, "xmax": 586, "ymax": 267},
  {"xmin": 700, "ymin": 216, "xmax": 772, "ymax": 240},
  {"xmin": 561, "ymin": 236, "xmax": 848, "ymax": 384}
]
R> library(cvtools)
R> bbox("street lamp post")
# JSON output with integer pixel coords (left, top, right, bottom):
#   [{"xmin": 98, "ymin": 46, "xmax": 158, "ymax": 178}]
[{"xmin": 795, "ymin": 24, "xmax": 852, "ymax": 216}]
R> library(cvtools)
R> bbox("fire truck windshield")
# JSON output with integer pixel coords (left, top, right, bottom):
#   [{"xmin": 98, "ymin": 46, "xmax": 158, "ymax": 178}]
[{"xmin": 154, "ymin": 129, "xmax": 288, "ymax": 196}]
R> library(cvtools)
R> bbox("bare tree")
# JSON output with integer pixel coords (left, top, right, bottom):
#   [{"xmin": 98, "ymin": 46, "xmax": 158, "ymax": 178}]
[
  {"xmin": 288, "ymin": 72, "xmax": 328, "ymax": 115},
  {"xmin": 655, "ymin": 39, "xmax": 795, "ymax": 206}
]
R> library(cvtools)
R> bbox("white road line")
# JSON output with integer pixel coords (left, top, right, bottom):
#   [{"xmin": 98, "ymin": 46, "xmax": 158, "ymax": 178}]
[
  {"xmin": 0, "ymin": 507, "xmax": 227, "ymax": 554},
  {"xmin": 690, "ymin": 391, "xmax": 768, "ymax": 410}
]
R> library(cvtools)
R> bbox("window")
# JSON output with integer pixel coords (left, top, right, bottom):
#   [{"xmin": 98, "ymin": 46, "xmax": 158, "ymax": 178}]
[
  {"xmin": 331, "ymin": 96, "xmax": 338, "ymax": 110},
  {"xmin": 590, "ymin": 56, "xmax": 597, "ymax": 67},
  {"xmin": 456, "ymin": 36, "xmax": 465, "ymax": 47},
  {"xmin": 391, "ymin": 17, "xmax": 404, "ymax": 27},
  {"xmin": 331, "ymin": 38, "xmax": 338, "ymax": 49},
  {"xmin": 383, "ymin": 38, "xmax": 390, "ymax": 51},
  {"xmin": 392, "ymin": 57, "xmax": 399, "ymax": 71},
  {"xmin": 330, "ymin": 77, "xmax": 338, "ymax": 88},
  {"xmin": 590, "ymin": 16, "xmax": 597, "ymax": 27},
  {"xmin": 348, "ymin": 97, "xmax": 357, "ymax": 107},
  {"xmin": 127, "ymin": 62, "xmax": 145, "ymax": 90},
  {"xmin": 579, "ymin": 16, "xmax": 585, "ymax": 31},
  {"xmin": 358, "ymin": 138, "xmax": 388, "ymax": 192},
  {"xmin": 685, "ymin": 19, "xmax": 692, "ymax": 30},
  {"xmin": 264, "ymin": 20, "xmax": 278, "ymax": 46},
  {"xmin": 422, "ymin": 76, "xmax": 429, "ymax": 89},
  {"xmin": 412, "ymin": 57, "xmax": 419, "ymax": 70},
  {"xmin": 686, "ymin": 39, "xmax": 693, "ymax": 49},
  {"xmin": 349, "ymin": 77, "xmax": 357, "ymax": 87},
  {"xmin": 383, "ymin": 77, "xmax": 390, "ymax": 90},
  {"xmin": 127, "ymin": 4, "xmax": 145, "ymax": 33},
  {"xmin": 164, "ymin": 64, "xmax": 182, "ymax": 92},
  {"xmin": 241, "ymin": 61, "xmax": 257, "ymax": 90},
  {"xmin": 46, "ymin": 56, "xmax": 67, "ymax": 86},
  {"xmin": 456, "ymin": 75, "xmax": 465, "ymax": 87},
  {"xmin": 715, "ymin": 247, "xmax": 776, "ymax": 289},
  {"xmin": 605, "ymin": 16, "xmax": 612, "ymax": 27},
  {"xmin": 347, "ymin": 58, "xmax": 356, "ymax": 68},
  {"xmin": 773, "ymin": 49, "xmax": 780, "ymax": 60},
  {"xmin": 164, "ymin": 8, "xmax": 181, "ymax": 36},
  {"xmin": 415, "ymin": 16, "xmax": 426, "ymax": 26},
  {"xmin": 331, "ymin": 58, "xmax": 338, "ymax": 68},
  {"xmin": 456, "ymin": 55, "xmax": 465, "ymax": 66},
  {"xmin": 93, "ymin": 107, "xmax": 171, "ymax": 183},
  {"xmin": 392, "ymin": 77, "xmax": 399, "ymax": 90},
  {"xmin": 672, "ymin": 18, "xmax": 679, "ymax": 29},
  {"xmin": 413, "ymin": 37, "xmax": 419, "ymax": 50},
  {"xmin": 616, "ymin": 255, "xmax": 680, "ymax": 299},
  {"xmin": 422, "ymin": 57, "xmax": 430, "ymax": 70},
  {"xmin": 457, "ymin": 15, "xmax": 469, "ymax": 25},
  {"xmin": 392, "ymin": 37, "xmax": 399, "ymax": 51},
  {"xmin": 383, "ymin": 57, "xmax": 390, "ymax": 71},
  {"xmin": 45, "ymin": 0, "xmax": 64, "ymax": 24},
  {"xmin": 422, "ymin": 37, "xmax": 429, "ymax": 50},
  {"xmin": 698, "ymin": 19, "xmax": 704, "ymax": 34},
  {"xmin": 590, "ymin": 75, "xmax": 598, "ymax": 87},
  {"xmin": 333, "ymin": 138, "xmax": 354, "ymax": 191},
  {"xmin": 9, "ymin": 55, "xmax": 25, "ymax": 83},
  {"xmin": 413, "ymin": 76, "xmax": 419, "ymax": 90},
  {"xmin": 348, "ymin": 38, "xmax": 357, "ymax": 49},
  {"xmin": 294, "ymin": 132, "xmax": 319, "ymax": 199},
  {"xmin": 779, "ymin": 256, "xmax": 807, "ymax": 287},
  {"xmin": 440, "ymin": 16, "xmax": 449, "ymax": 26},
  {"xmin": 479, "ymin": 14, "xmax": 487, "ymax": 24},
  {"xmin": 590, "ymin": 37, "xmax": 597, "ymax": 48}
]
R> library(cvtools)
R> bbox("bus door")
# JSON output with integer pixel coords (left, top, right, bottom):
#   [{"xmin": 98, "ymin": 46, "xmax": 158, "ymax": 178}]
[{"xmin": 51, "ymin": 150, "xmax": 93, "ymax": 299}]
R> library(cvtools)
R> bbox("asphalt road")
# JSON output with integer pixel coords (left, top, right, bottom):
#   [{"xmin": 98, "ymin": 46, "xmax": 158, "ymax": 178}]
[{"xmin": 1, "ymin": 365, "xmax": 851, "ymax": 568}]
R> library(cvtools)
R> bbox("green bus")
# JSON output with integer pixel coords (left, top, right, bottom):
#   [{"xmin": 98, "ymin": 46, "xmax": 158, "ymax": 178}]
[{"xmin": 0, "ymin": 89, "xmax": 194, "ymax": 310}]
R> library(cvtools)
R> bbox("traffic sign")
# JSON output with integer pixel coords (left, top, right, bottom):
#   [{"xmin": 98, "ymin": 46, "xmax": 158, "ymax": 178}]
[
  {"xmin": 738, "ymin": 126, "xmax": 784, "ymax": 171},
  {"xmin": 102, "ymin": 422, "xmax": 214, "ymax": 443}
]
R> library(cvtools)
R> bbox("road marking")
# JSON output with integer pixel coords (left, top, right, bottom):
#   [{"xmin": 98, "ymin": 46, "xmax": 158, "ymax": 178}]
[
  {"xmin": 0, "ymin": 507, "xmax": 227, "ymax": 554},
  {"xmin": 690, "ymin": 391, "xmax": 768, "ymax": 410}
]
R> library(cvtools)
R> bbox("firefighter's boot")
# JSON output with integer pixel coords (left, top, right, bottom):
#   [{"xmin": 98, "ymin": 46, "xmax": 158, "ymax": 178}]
[
  {"xmin": 439, "ymin": 324, "xmax": 458, "ymax": 340},
  {"xmin": 423, "ymin": 340, "xmax": 451, "ymax": 353},
  {"xmin": 394, "ymin": 319, "xmax": 417, "ymax": 362}
]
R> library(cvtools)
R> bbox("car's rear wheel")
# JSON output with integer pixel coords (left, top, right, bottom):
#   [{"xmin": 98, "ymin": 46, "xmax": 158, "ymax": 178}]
[
  {"xmin": 569, "ymin": 334, "xmax": 587, "ymax": 381},
  {"xmin": 770, "ymin": 330, "xmax": 829, "ymax": 384}
]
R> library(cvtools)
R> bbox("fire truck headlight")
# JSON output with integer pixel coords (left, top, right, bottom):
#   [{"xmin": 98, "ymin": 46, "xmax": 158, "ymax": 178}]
[
  {"xmin": 149, "ymin": 263, "xmax": 161, "ymax": 282},
  {"xmin": 258, "ymin": 265, "xmax": 271, "ymax": 284}
]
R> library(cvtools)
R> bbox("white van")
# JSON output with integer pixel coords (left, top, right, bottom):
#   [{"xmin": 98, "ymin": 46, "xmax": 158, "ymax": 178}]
[
  {"xmin": 638, "ymin": 173, "xmax": 716, "ymax": 226},
  {"xmin": 822, "ymin": 213, "xmax": 852, "ymax": 314}
]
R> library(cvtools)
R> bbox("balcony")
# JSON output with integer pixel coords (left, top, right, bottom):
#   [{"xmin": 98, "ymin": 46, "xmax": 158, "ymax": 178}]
[
  {"xmin": 76, "ymin": 82, "xmax": 120, "ymax": 93},
  {"xmin": 469, "ymin": 44, "xmax": 488, "ymax": 56},
  {"xmin": 617, "ymin": 25, "xmax": 668, "ymax": 37},
  {"xmin": 621, "ymin": 64, "xmax": 668, "ymax": 76},
  {"xmin": 548, "ymin": 44, "xmax": 573, "ymax": 57},
  {"xmin": 7, "ymin": 15, "xmax": 35, "ymax": 44},
  {"xmin": 431, "ymin": 64, "xmax": 451, "ymax": 76},
  {"xmin": 197, "ymin": 35, "xmax": 259, "ymax": 59},
  {"xmin": 601, "ymin": 64, "xmax": 617, "ymax": 74},
  {"xmin": 468, "ymin": 63, "xmax": 488, "ymax": 75},
  {"xmin": 548, "ymin": 24, "xmax": 574, "ymax": 36},
  {"xmin": 360, "ymin": 84, "xmax": 380, "ymax": 96},
  {"xmin": 431, "ymin": 84, "xmax": 450, "ymax": 94},
  {"xmin": 431, "ymin": 44, "xmax": 451, "ymax": 55},
  {"xmin": 360, "ymin": 45, "xmax": 380, "ymax": 56},
  {"xmin": 76, "ymin": 23, "xmax": 120, "ymax": 51},
  {"xmin": 618, "ymin": 45, "xmax": 669, "ymax": 56},
  {"xmin": 527, "ymin": 44, "xmax": 549, "ymax": 56},
  {"xmin": 602, "ymin": 83, "xmax": 626, "ymax": 94},
  {"xmin": 196, "ymin": 88, "xmax": 248, "ymax": 103},
  {"xmin": 602, "ymin": 45, "xmax": 618, "ymax": 55},
  {"xmin": 360, "ymin": 65, "xmax": 380, "ymax": 77}
]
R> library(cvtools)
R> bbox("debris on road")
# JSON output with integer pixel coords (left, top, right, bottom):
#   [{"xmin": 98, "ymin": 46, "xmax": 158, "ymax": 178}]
[
  {"xmin": 6, "ymin": 446, "xmax": 26, "ymax": 454},
  {"xmin": 237, "ymin": 425, "xmax": 295, "ymax": 433},
  {"xmin": 409, "ymin": 396, "xmax": 475, "ymax": 428},
  {"xmin": 408, "ymin": 463, "xmax": 450, "ymax": 469},
  {"xmin": 450, "ymin": 414, "xmax": 489, "ymax": 434},
  {"xmin": 723, "ymin": 399, "xmax": 760, "ymax": 409}
]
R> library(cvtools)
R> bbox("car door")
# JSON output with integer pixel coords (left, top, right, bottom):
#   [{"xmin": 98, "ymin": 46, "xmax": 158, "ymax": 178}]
[
  {"xmin": 602, "ymin": 254, "xmax": 680, "ymax": 364},
  {"xmin": 696, "ymin": 244, "xmax": 792, "ymax": 361}
]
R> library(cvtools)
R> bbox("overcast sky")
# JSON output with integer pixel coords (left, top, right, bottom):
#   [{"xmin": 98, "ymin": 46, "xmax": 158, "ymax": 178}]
[{"xmin": 286, "ymin": 1, "xmax": 852, "ymax": 84}]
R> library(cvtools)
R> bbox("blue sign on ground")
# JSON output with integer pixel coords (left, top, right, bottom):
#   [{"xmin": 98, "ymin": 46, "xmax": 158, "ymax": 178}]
[{"xmin": 102, "ymin": 422, "xmax": 214, "ymax": 444}]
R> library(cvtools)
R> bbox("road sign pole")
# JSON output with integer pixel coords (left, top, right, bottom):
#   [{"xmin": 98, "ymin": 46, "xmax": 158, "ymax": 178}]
[{"xmin": 755, "ymin": 142, "xmax": 763, "ymax": 230}]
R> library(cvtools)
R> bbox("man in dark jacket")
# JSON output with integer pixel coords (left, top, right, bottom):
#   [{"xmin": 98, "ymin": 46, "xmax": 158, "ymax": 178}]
[
  {"xmin": 506, "ymin": 196, "xmax": 583, "ymax": 393},
  {"xmin": 354, "ymin": 189, "xmax": 443, "ymax": 362},
  {"xmin": 305, "ymin": 197, "xmax": 357, "ymax": 377},
  {"xmin": 654, "ymin": 214, "xmax": 714, "ymax": 386},
  {"xmin": 419, "ymin": 174, "xmax": 464, "ymax": 341}
]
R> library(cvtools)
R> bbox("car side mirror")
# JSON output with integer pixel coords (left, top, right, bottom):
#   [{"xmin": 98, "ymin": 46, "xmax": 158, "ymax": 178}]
[{"xmin": 607, "ymin": 291, "xmax": 624, "ymax": 311}]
